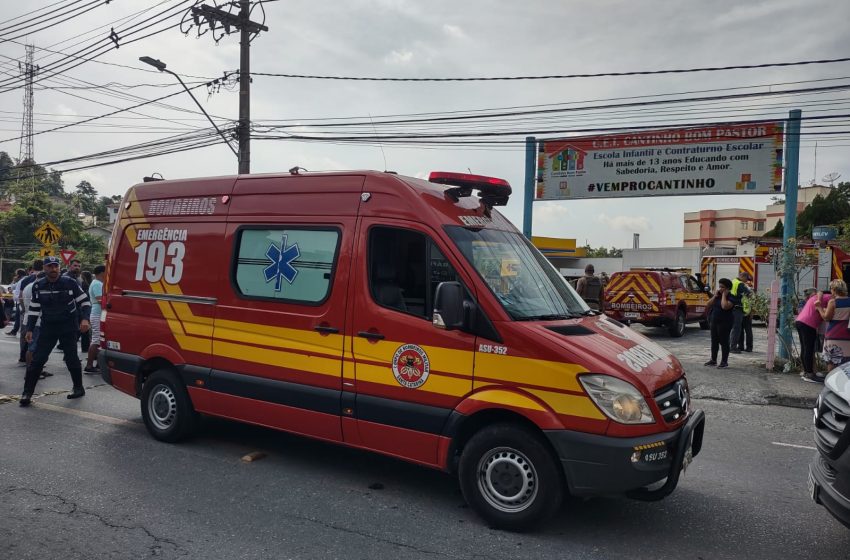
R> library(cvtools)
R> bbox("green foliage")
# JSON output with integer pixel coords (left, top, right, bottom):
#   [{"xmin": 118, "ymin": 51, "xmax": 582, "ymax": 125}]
[
  {"xmin": 795, "ymin": 185, "xmax": 850, "ymax": 238},
  {"xmin": 0, "ymin": 151, "xmax": 108, "ymax": 280},
  {"xmin": 582, "ymin": 245, "xmax": 623, "ymax": 258},
  {"xmin": 764, "ymin": 219, "xmax": 783, "ymax": 238}
]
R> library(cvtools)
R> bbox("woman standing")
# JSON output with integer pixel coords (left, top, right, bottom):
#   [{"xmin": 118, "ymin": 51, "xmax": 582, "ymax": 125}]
[
  {"xmin": 705, "ymin": 278, "xmax": 734, "ymax": 368},
  {"xmin": 814, "ymin": 279, "xmax": 850, "ymax": 382},
  {"xmin": 796, "ymin": 288, "xmax": 830, "ymax": 380}
]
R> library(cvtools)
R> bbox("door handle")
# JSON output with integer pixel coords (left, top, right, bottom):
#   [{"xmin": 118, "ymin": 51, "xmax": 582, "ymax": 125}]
[
  {"xmin": 357, "ymin": 331, "xmax": 385, "ymax": 340},
  {"xmin": 314, "ymin": 325, "xmax": 339, "ymax": 334}
]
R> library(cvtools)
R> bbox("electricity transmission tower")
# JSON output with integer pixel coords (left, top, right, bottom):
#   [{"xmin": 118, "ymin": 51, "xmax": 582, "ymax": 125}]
[
  {"xmin": 18, "ymin": 44, "xmax": 38, "ymax": 167},
  {"xmin": 182, "ymin": 1, "xmax": 269, "ymax": 174}
]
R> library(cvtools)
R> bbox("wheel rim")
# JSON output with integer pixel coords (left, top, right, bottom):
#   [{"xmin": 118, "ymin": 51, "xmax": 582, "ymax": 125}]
[
  {"xmin": 148, "ymin": 383, "xmax": 177, "ymax": 431},
  {"xmin": 476, "ymin": 446, "xmax": 539, "ymax": 513},
  {"xmin": 677, "ymin": 312, "xmax": 685, "ymax": 334}
]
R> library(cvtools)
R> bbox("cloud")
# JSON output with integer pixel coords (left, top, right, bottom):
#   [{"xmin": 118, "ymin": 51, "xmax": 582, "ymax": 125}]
[
  {"xmin": 596, "ymin": 213, "xmax": 650, "ymax": 232},
  {"xmin": 383, "ymin": 49, "xmax": 414, "ymax": 65},
  {"xmin": 531, "ymin": 203, "xmax": 573, "ymax": 236},
  {"xmin": 442, "ymin": 24, "xmax": 466, "ymax": 39}
]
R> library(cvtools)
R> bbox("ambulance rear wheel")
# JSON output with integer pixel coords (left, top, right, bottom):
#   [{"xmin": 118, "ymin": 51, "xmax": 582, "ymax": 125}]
[
  {"xmin": 669, "ymin": 309, "xmax": 686, "ymax": 337},
  {"xmin": 141, "ymin": 370, "xmax": 198, "ymax": 443},
  {"xmin": 458, "ymin": 423, "xmax": 563, "ymax": 530}
]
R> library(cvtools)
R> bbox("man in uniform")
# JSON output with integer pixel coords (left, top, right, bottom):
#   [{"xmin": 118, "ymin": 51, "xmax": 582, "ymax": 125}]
[
  {"xmin": 729, "ymin": 271, "xmax": 752, "ymax": 353},
  {"xmin": 576, "ymin": 264, "xmax": 603, "ymax": 310},
  {"xmin": 19, "ymin": 256, "xmax": 91, "ymax": 407}
]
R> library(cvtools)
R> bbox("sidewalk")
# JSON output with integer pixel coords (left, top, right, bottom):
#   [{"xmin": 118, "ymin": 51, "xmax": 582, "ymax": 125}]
[{"xmin": 632, "ymin": 323, "xmax": 823, "ymax": 409}]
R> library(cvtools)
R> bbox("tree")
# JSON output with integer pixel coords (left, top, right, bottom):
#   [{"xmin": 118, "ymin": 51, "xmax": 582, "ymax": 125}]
[
  {"xmin": 582, "ymin": 245, "xmax": 623, "ymax": 258},
  {"xmin": 72, "ymin": 180, "xmax": 98, "ymax": 215},
  {"xmin": 765, "ymin": 219, "xmax": 783, "ymax": 238},
  {"xmin": 795, "ymin": 183, "xmax": 850, "ymax": 238}
]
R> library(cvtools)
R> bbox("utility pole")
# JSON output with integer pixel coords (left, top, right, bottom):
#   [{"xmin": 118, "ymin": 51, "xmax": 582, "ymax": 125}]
[
  {"xmin": 238, "ymin": 0, "xmax": 251, "ymax": 175},
  {"xmin": 186, "ymin": 2, "xmax": 268, "ymax": 174}
]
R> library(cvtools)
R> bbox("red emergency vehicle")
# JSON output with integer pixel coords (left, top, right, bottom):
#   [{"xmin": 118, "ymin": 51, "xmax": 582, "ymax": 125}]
[{"xmin": 99, "ymin": 170, "xmax": 704, "ymax": 530}]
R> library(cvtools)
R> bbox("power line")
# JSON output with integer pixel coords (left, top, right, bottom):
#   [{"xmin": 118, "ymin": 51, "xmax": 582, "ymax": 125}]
[
  {"xmin": 0, "ymin": 0, "xmax": 83, "ymax": 32},
  {"xmin": 258, "ymin": 82, "xmax": 850, "ymax": 130},
  {"xmin": 0, "ymin": 0, "xmax": 105, "ymax": 42},
  {"xmin": 251, "ymin": 56, "xmax": 850, "ymax": 82},
  {"xmin": 0, "ymin": 82, "xmax": 210, "ymax": 144}
]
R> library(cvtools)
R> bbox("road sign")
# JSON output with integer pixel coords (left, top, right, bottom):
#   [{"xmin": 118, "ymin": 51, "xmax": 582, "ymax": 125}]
[
  {"xmin": 34, "ymin": 221, "xmax": 62, "ymax": 245},
  {"xmin": 59, "ymin": 249, "xmax": 77, "ymax": 265},
  {"xmin": 39, "ymin": 247, "xmax": 55, "ymax": 257}
]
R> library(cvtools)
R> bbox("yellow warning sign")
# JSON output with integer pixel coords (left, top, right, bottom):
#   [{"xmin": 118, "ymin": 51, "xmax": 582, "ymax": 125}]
[
  {"xmin": 39, "ymin": 247, "xmax": 55, "ymax": 257},
  {"xmin": 35, "ymin": 221, "xmax": 62, "ymax": 245}
]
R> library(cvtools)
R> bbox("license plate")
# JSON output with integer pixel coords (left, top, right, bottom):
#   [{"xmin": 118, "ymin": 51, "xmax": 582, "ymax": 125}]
[
  {"xmin": 623, "ymin": 312, "xmax": 641, "ymax": 319},
  {"xmin": 643, "ymin": 449, "xmax": 668, "ymax": 463},
  {"xmin": 808, "ymin": 471, "xmax": 819, "ymax": 503}
]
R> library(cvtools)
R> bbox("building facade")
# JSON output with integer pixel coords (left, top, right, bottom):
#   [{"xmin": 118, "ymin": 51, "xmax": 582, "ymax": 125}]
[{"xmin": 682, "ymin": 185, "xmax": 832, "ymax": 249}]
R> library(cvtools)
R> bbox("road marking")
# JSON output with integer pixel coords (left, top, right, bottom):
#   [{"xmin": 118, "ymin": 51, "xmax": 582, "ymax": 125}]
[
  {"xmin": 771, "ymin": 441, "xmax": 816, "ymax": 450},
  {"xmin": 33, "ymin": 401, "xmax": 137, "ymax": 427}
]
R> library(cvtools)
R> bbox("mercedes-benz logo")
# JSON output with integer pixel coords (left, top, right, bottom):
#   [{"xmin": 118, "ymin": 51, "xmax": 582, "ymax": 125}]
[{"xmin": 677, "ymin": 381, "xmax": 690, "ymax": 413}]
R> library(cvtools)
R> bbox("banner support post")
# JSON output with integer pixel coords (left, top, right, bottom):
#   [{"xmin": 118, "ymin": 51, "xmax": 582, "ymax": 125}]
[
  {"xmin": 778, "ymin": 109, "xmax": 802, "ymax": 360},
  {"xmin": 523, "ymin": 136, "xmax": 536, "ymax": 239}
]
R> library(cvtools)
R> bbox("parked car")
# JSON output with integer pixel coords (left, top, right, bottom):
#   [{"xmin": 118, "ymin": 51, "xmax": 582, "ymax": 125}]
[{"xmin": 810, "ymin": 364, "xmax": 850, "ymax": 528}]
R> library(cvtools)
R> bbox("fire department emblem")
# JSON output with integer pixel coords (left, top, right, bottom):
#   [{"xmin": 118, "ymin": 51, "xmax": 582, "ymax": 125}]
[{"xmin": 392, "ymin": 344, "xmax": 431, "ymax": 389}]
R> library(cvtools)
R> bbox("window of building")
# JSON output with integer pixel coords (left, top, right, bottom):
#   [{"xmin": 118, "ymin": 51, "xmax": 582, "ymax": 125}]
[
  {"xmin": 709, "ymin": 221, "xmax": 716, "ymax": 227},
  {"xmin": 754, "ymin": 221, "xmax": 765, "ymax": 232},
  {"xmin": 741, "ymin": 221, "xmax": 748, "ymax": 230},
  {"xmin": 234, "ymin": 227, "xmax": 339, "ymax": 304},
  {"xmin": 369, "ymin": 226, "xmax": 460, "ymax": 320}
]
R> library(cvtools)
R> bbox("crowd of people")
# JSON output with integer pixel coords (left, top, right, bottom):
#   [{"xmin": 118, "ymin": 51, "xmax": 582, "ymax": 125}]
[
  {"xmin": 794, "ymin": 279, "xmax": 850, "ymax": 384},
  {"xmin": 702, "ymin": 269, "xmax": 848, "ymax": 383},
  {"xmin": 4, "ymin": 258, "xmax": 105, "ymax": 406}
]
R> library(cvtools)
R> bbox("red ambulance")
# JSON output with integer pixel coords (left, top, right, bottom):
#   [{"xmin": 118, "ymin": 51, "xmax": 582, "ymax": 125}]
[{"xmin": 99, "ymin": 170, "xmax": 704, "ymax": 530}]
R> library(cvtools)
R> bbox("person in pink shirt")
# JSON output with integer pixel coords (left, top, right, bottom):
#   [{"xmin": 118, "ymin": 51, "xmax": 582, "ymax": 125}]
[{"xmin": 795, "ymin": 288, "xmax": 830, "ymax": 379}]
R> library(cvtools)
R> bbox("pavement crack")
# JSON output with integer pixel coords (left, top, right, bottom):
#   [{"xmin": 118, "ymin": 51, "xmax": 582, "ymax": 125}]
[
  {"xmin": 5, "ymin": 485, "xmax": 186, "ymax": 557},
  {"xmin": 284, "ymin": 512, "xmax": 497, "ymax": 559}
]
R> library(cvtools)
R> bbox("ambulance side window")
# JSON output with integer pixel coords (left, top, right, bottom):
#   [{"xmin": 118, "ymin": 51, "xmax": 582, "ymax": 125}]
[
  {"xmin": 233, "ymin": 227, "xmax": 340, "ymax": 304},
  {"xmin": 369, "ymin": 226, "xmax": 459, "ymax": 320}
]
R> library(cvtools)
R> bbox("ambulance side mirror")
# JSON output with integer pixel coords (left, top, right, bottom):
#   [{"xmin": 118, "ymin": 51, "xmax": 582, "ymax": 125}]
[{"xmin": 433, "ymin": 281, "xmax": 465, "ymax": 330}]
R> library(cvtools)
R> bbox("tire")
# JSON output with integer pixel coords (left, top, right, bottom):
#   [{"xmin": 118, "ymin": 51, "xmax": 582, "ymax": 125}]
[
  {"xmin": 458, "ymin": 423, "xmax": 564, "ymax": 531},
  {"xmin": 668, "ymin": 309, "xmax": 686, "ymax": 337},
  {"xmin": 699, "ymin": 319, "xmax": 709, "ymax": 330},
  {"xmin": 140, "ymin": 369, "xmax": 198, "ymax": 443}
]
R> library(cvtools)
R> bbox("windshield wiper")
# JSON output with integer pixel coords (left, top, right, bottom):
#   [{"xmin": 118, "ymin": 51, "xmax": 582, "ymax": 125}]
[
  {"xmin": 516, "ymin": 313, "xmax": 576, "ymax": 321},
  {"xmin": 579, "ymin": 309, "xmax": 601, "ymax": 316}
]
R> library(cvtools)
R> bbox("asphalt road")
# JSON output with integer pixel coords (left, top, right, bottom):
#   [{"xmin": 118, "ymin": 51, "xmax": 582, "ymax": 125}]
[{"xmin": 1, "ymin": 331, "xmax": 848, "ymax": 559}]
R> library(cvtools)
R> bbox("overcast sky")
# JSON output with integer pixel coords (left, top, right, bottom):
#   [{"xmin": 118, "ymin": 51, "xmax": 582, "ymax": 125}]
[{"xmin": 0, "ymin": 0, "xmax": 848, "ymax": 247}]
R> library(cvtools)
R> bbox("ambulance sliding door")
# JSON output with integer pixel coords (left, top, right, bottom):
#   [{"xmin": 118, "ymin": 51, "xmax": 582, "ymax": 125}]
[{"xmin": 206, "ymin": 175, "xmax": 363, "ymax": 442}]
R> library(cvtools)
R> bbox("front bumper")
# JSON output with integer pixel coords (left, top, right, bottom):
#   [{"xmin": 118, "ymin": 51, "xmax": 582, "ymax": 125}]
[
  {"xmin": 810, "ymin": 453, "xmax": 850, "ymax": 529},
  {"xmin": 545, "ymin": 409, "xmax": 705, "ymax": 499}
]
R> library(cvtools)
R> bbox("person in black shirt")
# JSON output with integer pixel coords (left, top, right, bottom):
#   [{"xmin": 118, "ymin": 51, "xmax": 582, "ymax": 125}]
[
  {"xmin": 19, "ymin": 256, "xmax": 91, "ymax": 407},
  {"xmin": 704, "ymin": 278, "xmax": 735, "ymax": 369}
]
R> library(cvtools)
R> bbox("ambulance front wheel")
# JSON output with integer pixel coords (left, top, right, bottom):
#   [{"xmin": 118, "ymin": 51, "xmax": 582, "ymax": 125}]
[
  {"xmin": 458, "ymin": 423, "xmax": 564, "ymax": 530},
  {"xmin": 141, "ymin": 369, "xmax": 199, "ymax": 443}
]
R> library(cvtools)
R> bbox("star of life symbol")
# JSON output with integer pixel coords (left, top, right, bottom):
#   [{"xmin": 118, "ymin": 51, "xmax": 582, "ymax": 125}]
[{"xmin": 264, "ymin": 234, "xmax": 300, "ymax": 292}]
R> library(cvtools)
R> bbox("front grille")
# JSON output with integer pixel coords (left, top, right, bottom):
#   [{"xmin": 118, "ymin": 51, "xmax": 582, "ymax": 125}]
[
  {"xmin": 654, "ymin": 379, "xmax": 689, "ymax": 423},
  {"xmin": 815, "ymin": 387, "xmax": 850, "ymax": 458}
]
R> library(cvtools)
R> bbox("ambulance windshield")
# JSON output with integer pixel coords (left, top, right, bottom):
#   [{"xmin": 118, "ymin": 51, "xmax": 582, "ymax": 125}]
[{"xmin": 446, "ymin": 226, "xmax": 590, "ymax": 320}]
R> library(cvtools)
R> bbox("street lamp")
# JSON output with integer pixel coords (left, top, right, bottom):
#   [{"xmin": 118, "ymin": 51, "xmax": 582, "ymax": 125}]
[{"xmin": 138, "ymin": 56, "xmax": 240, "ymax": 163}]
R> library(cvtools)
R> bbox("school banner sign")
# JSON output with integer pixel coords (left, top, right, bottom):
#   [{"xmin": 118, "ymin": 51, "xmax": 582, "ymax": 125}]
[{"xmin": 535, "ymin": 121, "xmax": 784, "ymax": 200}]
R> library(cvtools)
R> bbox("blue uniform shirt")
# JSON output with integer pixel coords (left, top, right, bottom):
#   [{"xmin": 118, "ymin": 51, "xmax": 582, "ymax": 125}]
[{"xmin": 26, "ymin": 275, "xmax": 91, "ymax": 332}]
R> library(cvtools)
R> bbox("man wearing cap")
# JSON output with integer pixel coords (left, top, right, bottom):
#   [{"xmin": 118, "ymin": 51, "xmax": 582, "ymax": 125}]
[
  {"xmin": 19, "ymin": 256, "xmax": 91, "ymax": 407},
  {"xmin": 729, "ymin": 270, "xmax": 752, "ymax": 354}
]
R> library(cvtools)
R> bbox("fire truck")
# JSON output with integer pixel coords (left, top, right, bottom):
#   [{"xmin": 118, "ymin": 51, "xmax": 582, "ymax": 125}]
[{"xmin": 699, "ymin": 241, "xmax": 850, "ymax": 295}]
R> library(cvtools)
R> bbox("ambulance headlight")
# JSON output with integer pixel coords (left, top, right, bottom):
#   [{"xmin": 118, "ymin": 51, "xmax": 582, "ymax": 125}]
[{"xmin": 579, "ymin": 374, "xmax": 655, "ymax": 424}]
